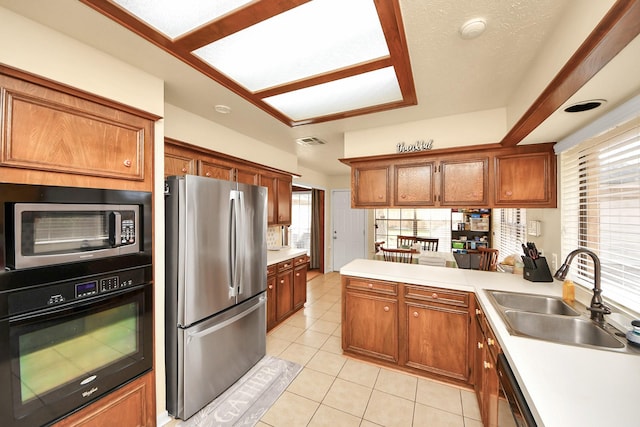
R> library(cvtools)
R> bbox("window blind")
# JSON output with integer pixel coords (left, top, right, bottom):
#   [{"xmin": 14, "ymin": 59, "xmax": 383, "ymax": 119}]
[
  {"xmin": 560, "ymin": 115, "xmax": 640, "ymax": 313},
  {"xmin": 493, "ymin": 208, "xmax": 526, "ymax": 261}
]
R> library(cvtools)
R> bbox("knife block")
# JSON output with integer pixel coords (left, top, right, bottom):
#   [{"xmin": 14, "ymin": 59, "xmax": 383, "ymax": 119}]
[{"xmin": 522, "ymin": 256, "xmax": 554, "ymax": 282}]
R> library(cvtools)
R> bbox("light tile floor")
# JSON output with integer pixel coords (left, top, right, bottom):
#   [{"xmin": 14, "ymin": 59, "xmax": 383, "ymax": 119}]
[{"xmin": 259, "ymin": 272, "xmax": 483, "ymax": 427}]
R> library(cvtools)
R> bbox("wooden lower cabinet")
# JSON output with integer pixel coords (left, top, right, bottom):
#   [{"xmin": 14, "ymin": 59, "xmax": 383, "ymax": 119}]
[
  {"xmin": 267, "ymin": 256, "xmax": 307, "ymax": 331},
  {"xmin": 266, "ymin": 264, "xmax": 277, "ymax": 331},
  {"xmin": 400, "ymin": 285, "xmax": 471, "ymax": 382},
  {"xmin": 293, "ymin": 255, "xmax": 308, "ymax": 310},
  {"xmin": 342, "ymin": 276, "xmax": 473, "ymax": 386},
  {"xmin": 52, "ymin": 371, "xmax": 155, "ymax": 427},
  {"xmin": 474, "ymin": 298, "xmax": 501, "ymax": 427},
  {"xmin": 342, "ymin": 277, "xmax": 399, "ymax": 363},
  {"xmin": 276, "ymin": 261, "xmax": 294, "ymax": 321}
]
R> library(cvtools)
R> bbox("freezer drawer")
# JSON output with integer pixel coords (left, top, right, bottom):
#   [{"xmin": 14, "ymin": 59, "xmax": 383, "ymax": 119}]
[{"xmin": 173, "ymin": 293, "xmax": 266, "ymax": 420}]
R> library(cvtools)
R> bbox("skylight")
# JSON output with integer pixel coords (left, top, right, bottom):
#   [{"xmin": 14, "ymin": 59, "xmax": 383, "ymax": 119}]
[
  {"xmin": 193, "ymin": 0, "xmax": 389, "ymax": 92},
  {"xmin": 83, "ymin": 0, "xmax": 416, "ymax": 126}
]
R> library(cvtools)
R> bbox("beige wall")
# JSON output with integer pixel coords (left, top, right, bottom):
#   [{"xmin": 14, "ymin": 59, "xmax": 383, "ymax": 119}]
[
  {"xmin": 505, "ymin": 0, "xmax": 616, "ymax": 128},
  {"xmin": 344, "ymin": 108, "xmax": 507, "ymax": 157}
]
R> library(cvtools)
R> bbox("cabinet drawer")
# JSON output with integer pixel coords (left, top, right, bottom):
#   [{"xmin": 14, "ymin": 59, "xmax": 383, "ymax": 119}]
[
  {"xmin": 267, "ymin": 264, "xmax": 277, "ymax": 277},
  {"xmin": 346, "ymin": 278, "xmax": 397, "ymax": 296},
  {"xmin": 404, "ymin": 285, "xmax": 469, "ymax": 307},
  {"xmin": 277, "ymin": 259, "xmax": 294, "ymax": 272},
  {"xmin": 294, "ymin": 255, "xmax": 308, "ymax": 267}
]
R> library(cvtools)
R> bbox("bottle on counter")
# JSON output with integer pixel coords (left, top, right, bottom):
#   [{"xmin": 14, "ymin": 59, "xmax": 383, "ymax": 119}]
[{"xmin": 562, "ymin": 279, "xmax": 575, "ymax": 304}]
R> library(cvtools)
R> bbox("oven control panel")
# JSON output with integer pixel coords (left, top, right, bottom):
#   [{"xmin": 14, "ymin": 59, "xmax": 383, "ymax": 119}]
[{"xmin": 6, "ymin": 266, "xmax": 149, "ymax": 316}]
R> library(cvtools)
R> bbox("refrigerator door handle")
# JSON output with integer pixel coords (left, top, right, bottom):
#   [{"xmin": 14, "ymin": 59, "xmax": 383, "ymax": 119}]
[
  {"xmin": 228, "ymin": 193, "xmax": 237, "ymax": 297},
  {"xmin": 185, "ymin": 294, "xmax": 265, "ymax": 342},
  {"xmin": 235, "ymin": 190, "xmax": 245, "ymax": 295}
]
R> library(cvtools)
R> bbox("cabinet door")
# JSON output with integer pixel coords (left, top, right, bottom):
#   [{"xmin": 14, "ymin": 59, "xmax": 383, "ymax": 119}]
[
  {"xmin": 276, "ymin": 177, "xmax": 292, "ymax": 225},
  {"xmin": 494, "ymin": 151, "xmax": 555, "ymax": 207},
  {"xmin": 353, "ymin": 165, "xmax": 391, "ymax": 206},
  {"xmin": 474, "ymin": 312, "xmax": 487, "ymax": 422},
  {"xmin": 164, "ymin": 152, "xmax": 195, "ymax": 177},
  {"xmin": 394, "ymin": 162, "xmax": 436, "ymax": 206},
  {"xmin": 237, "ymin": 168, "xmax": 259, "ymax": 185},
  {"xmin": 266, "ymin": 274, "xmax": 277, "ymax": 331},
  {"xmin": 293, "ymin": 263, "xmax": 307, "ymax": 310},
  {"xmin": 52, "ymin": 371, "xmax": 155, "ymax": 427},
  {"xmin": 404, "ymin": 302, "xmax": 470, "ymax": 381},
  {"xmin": 439, "ymin": 158, "xmax": 488, "ymax": 206},
  {"xmin": 344, "ymin": 291, "xmax": 398, "ymax": 363},
  {"xmin": 1, "ymin": 73, "xmax": 152, "ymax": 189},
  {"xmin": 260, "ymin": 174, "xmax": 277, "ymax": 224},
  {"xmin": 199, "ymin": 160, "xmax": 234, "ymax": 180},
  {"xmin": 276, "ymin": 269, "xmax": 294, "ymax": 321}
]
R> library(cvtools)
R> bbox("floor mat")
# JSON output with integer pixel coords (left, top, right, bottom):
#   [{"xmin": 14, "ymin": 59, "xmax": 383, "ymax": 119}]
[{"xmin": 179, "ymin": 355, "xmax": 302, "ymax": 427}]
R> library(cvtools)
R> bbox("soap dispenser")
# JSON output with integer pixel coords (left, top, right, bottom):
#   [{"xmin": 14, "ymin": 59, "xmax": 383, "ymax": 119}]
[{"xmin": 562, "ymin": 279, "xmax": 575, "ymax": 304}]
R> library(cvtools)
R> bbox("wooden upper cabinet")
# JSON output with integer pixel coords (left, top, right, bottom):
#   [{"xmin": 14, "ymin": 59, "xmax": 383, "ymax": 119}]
[
  {"xmin": 342, "ymin": 142, "xmax": 557, "ymax": 208},
  {"xmin": 0, "ymin": 67, "xmax": 158, "ymax": 191},
  {"xmin": 276, "ymin": 177, "xmax": 292, "ymax": 224},
  {"xmin": 164, "ymin": 139, "xmax": 295, "ymax": 221},
  {"xmin": 260, "ymin": 173, "xmax": 292, "ymax": 226},
  {"xmin": 440, "ymin": 157, "xmax": 489, "ymax": 206},
  {"xmin": 164, "ymin": 152, "xmax": 195, "ymax": 177},
  {"xmin": 394, "ymin": 161, "xmax": 436, "ymax": 206},
  {"xmin": 199, "ymin": 159, "xmax": 234, "ymax": 181},
  {"xmin": 237, "ymin": 168, "xmax": 259, "ymax": 185},
  {"xmin": 353, "ymin": 164, "xmax": 390, "ymax": 206},
  {"xmin": 494, "ymin": 150, "xmax": 556, "ymax": 207}
]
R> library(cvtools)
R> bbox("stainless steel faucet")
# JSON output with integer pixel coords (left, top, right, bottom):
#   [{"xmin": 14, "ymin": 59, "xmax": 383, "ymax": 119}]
[{"xmin": 553, "ymin": 248, "xmax": 611, "ymax": 323}]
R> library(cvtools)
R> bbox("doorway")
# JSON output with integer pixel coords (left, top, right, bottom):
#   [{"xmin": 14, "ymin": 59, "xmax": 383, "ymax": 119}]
[
  {"xmin": 332, "ymin": 190, "xmax": 366, "ymax": 271},
  {"xmin": 291, "ymin": 186, "xmax": 325, "ymax": 274}
]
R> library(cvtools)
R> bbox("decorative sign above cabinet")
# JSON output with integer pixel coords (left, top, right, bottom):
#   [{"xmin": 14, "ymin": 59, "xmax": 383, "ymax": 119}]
[{"xmin": 397, "ymin": 139, "xmax": 433, "ymax": 153}]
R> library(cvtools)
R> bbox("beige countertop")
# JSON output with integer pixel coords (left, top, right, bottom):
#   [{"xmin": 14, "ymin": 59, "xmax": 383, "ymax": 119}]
[
  {"xmin": 266, "ymin": 247, "xmax": 308, "ymax": 266},
  {"xmin": 340, "ymin": 258, "xmax": 640, "ymax": 427}
]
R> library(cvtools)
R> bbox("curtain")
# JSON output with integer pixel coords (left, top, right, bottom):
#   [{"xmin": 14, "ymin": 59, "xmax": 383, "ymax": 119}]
[{"xmin": 309, "ymin": 188, "xmax": 321, "ymax": 269}]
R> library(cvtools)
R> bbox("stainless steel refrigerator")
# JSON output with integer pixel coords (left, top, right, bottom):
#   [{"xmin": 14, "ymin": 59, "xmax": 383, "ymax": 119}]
[{"xmin": 164, "ymin": 175, "xmax": 267, "ymax": 420}]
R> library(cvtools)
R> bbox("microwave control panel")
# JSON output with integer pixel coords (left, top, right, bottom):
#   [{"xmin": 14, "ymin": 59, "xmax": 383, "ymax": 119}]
[{"xmin": 121, "ymin": 217, "xmax": 136, "ymax": 245}]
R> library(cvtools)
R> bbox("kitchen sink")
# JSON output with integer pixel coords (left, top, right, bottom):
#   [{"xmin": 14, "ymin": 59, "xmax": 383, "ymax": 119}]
[
  {"xmin": 503, "ymin": 310, "xmax": 624, "ymax": 349},
  {"xmin": 486, "ymin": 290, "xmax": 581, "ymax": 316},
  {"xmin": 484, "ymin": 289, "xmax": 640, "ymax": 354}
]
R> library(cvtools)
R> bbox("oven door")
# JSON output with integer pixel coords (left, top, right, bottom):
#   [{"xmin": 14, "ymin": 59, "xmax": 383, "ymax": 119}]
[
  {"xmin": 0, "ymin": 283, "xmax": 152, "ymax": 427},
  {"xmin": 497, "ymin": 353, "xmax": 537, "ymax": 427}
]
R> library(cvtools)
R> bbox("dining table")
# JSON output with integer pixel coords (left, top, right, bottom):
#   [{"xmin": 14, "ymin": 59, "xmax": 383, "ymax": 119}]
[{"xmin": 374, "ymin": 250, "xmax": 458, "ymax": 268}]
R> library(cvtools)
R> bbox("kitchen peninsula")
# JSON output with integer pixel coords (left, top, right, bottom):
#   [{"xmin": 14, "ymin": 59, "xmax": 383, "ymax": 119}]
[{"xmin": 341, "ymin": 259, "xmax": 639, "ymax": 427}]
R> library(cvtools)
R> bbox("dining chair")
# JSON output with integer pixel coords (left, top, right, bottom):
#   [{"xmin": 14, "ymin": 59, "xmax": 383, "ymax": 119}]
[
  {"xmin": 415, "ymin": 237, "xmax": 439, "ymax": 252},
  {"xmin": 397, "ymin": 235, "xmax": 416, "ymax": 249},
  {"xmin": 381, "ymin": 247, "xmax": 414, "ymax": 263},
  {"xmin": 478, "ymin": 247, "xmax": 499, "ymax": 271}
]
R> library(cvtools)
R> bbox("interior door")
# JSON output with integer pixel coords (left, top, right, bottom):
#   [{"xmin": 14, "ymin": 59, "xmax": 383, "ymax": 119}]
[{"xmin": 332, "ymin": 190, "xmax": 366, "ymax": 271}]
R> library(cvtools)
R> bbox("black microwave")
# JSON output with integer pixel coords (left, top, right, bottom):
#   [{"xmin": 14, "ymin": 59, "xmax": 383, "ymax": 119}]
[{"xmin": 0, "ymin": 183, "xmax": 151, "ymax": 271}]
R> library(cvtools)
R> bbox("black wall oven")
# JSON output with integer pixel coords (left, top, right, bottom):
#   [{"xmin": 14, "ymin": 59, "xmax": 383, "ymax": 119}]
[{"xmin": 0, "ymin": 183, "xmax": 153, "ymax": 427}]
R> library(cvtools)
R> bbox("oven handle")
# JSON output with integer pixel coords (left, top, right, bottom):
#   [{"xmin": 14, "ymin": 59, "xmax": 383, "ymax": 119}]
[{"xmin": 497, "ymin": 353, "xmax": 537, "ymax": 427}]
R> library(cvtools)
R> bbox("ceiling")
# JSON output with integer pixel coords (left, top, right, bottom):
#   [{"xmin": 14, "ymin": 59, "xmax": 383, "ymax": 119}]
[{"xmin": 1, "ymin": 0, "xmax": 639, "ymax": 177}]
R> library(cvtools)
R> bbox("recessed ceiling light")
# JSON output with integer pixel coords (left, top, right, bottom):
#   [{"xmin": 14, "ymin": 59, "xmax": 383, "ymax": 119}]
[
  {"xmin": 564, "ymin": 99, "xmax": 606, "ymax": 113},
  {"xmin": 459, "ymin": 18, "xmax": 487, "ymax": 40},
  {"xmin": 214, "ymin": 104, "xmax": 232, "ymax": 114}
]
